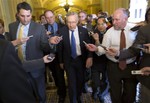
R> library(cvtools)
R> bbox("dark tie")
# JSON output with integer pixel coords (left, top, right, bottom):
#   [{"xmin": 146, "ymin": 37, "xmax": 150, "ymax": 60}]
[
  {"xmin": 71, "ymin": 30, "xmax": 77, "ymax": 59},
  {"xmin": 119, "ymin": 29, "xmax": 126, "ymax": 70},
  {"xmin": 50, "ymin": 25, "xmax": 54, "ymax": 35},
  {"xmin": 50, "ymin": 25, "xmax": 57, "ymax": 53}
]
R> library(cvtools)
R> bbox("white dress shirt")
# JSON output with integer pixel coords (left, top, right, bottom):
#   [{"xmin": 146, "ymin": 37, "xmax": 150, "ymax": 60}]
[{"xmin": 96, "ymin": 23, "xmax": 137, "ymax": 64}]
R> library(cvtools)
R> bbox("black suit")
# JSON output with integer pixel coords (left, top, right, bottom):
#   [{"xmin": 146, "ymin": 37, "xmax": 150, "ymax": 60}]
[
  {"xmin": 0, "ymin": 39, "xmax": 37, "ymax": 103},
  {"xmin": 58, "ymin": 26, "xmax": 92, "ymax": 103},
  {"xmin": 44, "ymin": 23, "xmax": 66, "ymax": 99}
]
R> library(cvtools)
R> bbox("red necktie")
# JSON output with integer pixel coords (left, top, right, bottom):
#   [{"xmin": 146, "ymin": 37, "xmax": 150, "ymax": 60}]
[{"xmin": 119, "ymin": 29, "xmax": 126, "ymax": 70}]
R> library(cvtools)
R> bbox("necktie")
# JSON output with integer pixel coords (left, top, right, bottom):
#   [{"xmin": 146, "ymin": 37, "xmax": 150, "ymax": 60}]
[
  {"xmin": 50, "ymin": 25, "xmax": 54, "ymax": 35},
  {"xmin": 71, "ymin": 30, "xmax": 77, "ymax": 59},
  {"xmin": 18, "ymin": 25, "xmax": 24, "ymax": 61},
  {"xmin": 50, "ymin": 25, "xmax": 56, "ymax": 53},
  {"xmin": 119, "ymin": 29, "xmax": 126, "ymax": 70}
]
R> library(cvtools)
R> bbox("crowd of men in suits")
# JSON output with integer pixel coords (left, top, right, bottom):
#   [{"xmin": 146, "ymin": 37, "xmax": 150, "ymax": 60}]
[{"xmin": 0, "ymin": 1, "xmax": 150, "ymax": 103}]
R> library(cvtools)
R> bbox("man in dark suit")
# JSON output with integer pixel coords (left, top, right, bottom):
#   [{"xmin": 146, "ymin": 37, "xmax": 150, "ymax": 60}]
[
  {"xmin": 44, "ymin": 10, "xmax": 66, "ymax": 103},
  {"xmin": 58, "ymin": 12, "xmax": 92, "ymax": 103},
  {"xmin": 0, "ymin": 39, "xmax": 37, "ymax": 103},
  {"xmin": 8, "ymin": 2, "xmax": 52, "ymax": 103}
]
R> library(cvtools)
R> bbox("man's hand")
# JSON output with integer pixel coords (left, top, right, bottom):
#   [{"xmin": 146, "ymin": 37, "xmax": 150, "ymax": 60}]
[
  {"xmin": 11, "ymin": 37, "xmax": 29, "ymax": 46},
  {"xmin": 91, "ymin": 33, "xmax": 99, "ymax": 41},
  {"xmin": 43, "ymin": 55, "xmax": 55, "ymax": 63},
  {"xmin": 141, "ymin": 67, "xmax": 150, "ymax": 76},
  {"xmin": 49, "ymin": 36, "xmax": 62, "ymax": 44},
  {"xmin": 106, "ymin": 47, "xmax": 119, "ymax": 57},
  {"xmin": 86, "ymin": 44, "xmax": 98, "ymax": 52}
]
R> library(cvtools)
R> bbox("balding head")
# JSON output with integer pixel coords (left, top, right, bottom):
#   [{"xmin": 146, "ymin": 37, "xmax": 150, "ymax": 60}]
[
  {"xmin": 44, "ymin": 10, "xmax": 55, "ymax": 25},
  {"xmin": 112, "ymin": 8, "xmax": 129, "ymax": 30}
]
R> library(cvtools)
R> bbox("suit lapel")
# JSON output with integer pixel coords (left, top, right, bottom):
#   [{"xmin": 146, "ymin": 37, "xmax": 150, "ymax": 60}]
[
  {"xmin": 28, "ymin": 21, "xmax": 34, "ymax": 37},
  {"xmin": 13, "ymin": 22, "xmax": 19, "ymax": 40},
  {"xmin": 26, "ymin": 22, "xmax": 34, "ymax": 54}
]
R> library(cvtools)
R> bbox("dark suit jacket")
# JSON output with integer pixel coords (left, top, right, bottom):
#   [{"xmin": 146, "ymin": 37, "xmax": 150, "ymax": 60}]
[
  {"xmin": 0, "ymin": 39, "xmax": 37, "ymax": 103},
  {"xmin": 119, "ymin": 24, "xmax": 150, "ymax": 89},
  {"xmin": 8, "ymin": 21, "xmax": 51, "ymax": 77},
  {"xmin": 58, "ymin": 26, "xmax": 92, "ymax": 69}
]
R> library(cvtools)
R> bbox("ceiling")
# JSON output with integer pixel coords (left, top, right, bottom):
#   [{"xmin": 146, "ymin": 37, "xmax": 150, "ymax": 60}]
[{"xmin": 31, "ymin": 0, "xmax": 100, "ymax": 15}]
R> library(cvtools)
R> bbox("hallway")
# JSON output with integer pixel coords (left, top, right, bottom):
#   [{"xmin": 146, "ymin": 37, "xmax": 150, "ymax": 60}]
[{"xmin": 46, "ymin": 87, "xmax": 111, "ymax": 103}]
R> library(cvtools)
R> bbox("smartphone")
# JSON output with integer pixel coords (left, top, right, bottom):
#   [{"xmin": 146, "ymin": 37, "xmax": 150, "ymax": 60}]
[
  {"xmin": 131, "ymin": 70, "xmax": 143, "ymax": 75},
  {"xmin": 83, "ymin": 41, "xmax": 88, "ymax": 45},
  {"xmin": 59, "ymin": 35, "xmax": 63, "ymax": 39},
  {"xmin": 47, "ymin": 53, "xmax": 55, "ymax": 60},
  {"xmin": 28, "ymin": 35, "xmax": 33, "ymax": 38},
  {"xmin": 98, "ymin": 44, "xmax": 108, "ymax": 51},
  {"xmin": 134, "ymin": 44, "xmax": 147, "ymax": 50},
  {"xmin": 88, "ymin": 31, "xmax": 94, "ymax": 36}
]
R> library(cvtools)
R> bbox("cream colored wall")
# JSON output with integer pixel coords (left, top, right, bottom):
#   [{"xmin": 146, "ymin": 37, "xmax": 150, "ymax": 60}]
[
  {"xmin": 101, "ymin": 0, "xmax": 130, "ymax": 16},
  {"xmin": 0, "ymin": 0, "xmax": 33, "ymax": 31}
]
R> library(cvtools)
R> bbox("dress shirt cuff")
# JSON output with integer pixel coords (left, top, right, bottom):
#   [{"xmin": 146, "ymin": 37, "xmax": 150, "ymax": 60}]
[{"xmin": 96, "ymin": 46, "xmax": 105, "ymax": 56}]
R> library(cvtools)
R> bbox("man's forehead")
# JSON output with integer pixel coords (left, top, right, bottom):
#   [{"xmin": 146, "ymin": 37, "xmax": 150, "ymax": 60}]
[{"xmin": 19, "ymin": 9, "xmax": 31, "ymax": 15}]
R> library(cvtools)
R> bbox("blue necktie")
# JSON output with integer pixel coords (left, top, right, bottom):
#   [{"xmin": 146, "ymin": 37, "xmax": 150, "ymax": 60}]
[{"xmin": 71, "ymin": 30, "xmax": 77, "ymax": 59}]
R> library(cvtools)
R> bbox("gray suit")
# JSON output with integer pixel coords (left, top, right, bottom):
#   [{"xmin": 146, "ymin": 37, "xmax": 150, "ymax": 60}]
[{"xmin": 8, "ymin": 20, "xmax": 51, "ymax": 103}]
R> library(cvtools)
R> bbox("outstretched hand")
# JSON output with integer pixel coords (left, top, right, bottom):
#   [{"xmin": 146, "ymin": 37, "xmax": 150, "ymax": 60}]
[
  {"xmin": 43, "ymin": 55, "xmax": 55, "ymax": 63},
  {"xmin": 11, "ymin": 37, "xmax": 30, "ymax": 46},
  {"xmin": 106, "ymin": 47, "xmax": 119, "ymax": 57},
  {"xmin": 141, "ymin": 67, "xmax": 150, "ymax": 76},
  {"xmin": 86, "ymin": 44, "xmax": 98, "ymax": 52},
  {"xmin": 49, "ymin": 36, "xmax": 62, "ymax": 44}
]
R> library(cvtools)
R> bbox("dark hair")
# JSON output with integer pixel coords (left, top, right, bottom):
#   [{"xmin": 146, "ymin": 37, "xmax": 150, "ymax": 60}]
[
  {"xmin": 17, "ymin": 2, "xmax": 32, "ymax": 13},
  {"xmin": 87, "ymin": 14, "xmax": 92, "ymax": 18},
  {"xmin": 39, "ymin": 14, "xmax": 45, "ymax": 20},
  {"xmin": 0, "ymin": 19, "xmax": 4, "ymax": 27},
  {"xmin": 145, "ymin": 7, "xmax": 150, "ymax": 23},
  {"xmin": 96, "ymin": 16, "xmax": 107, "ymax": 24}
]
